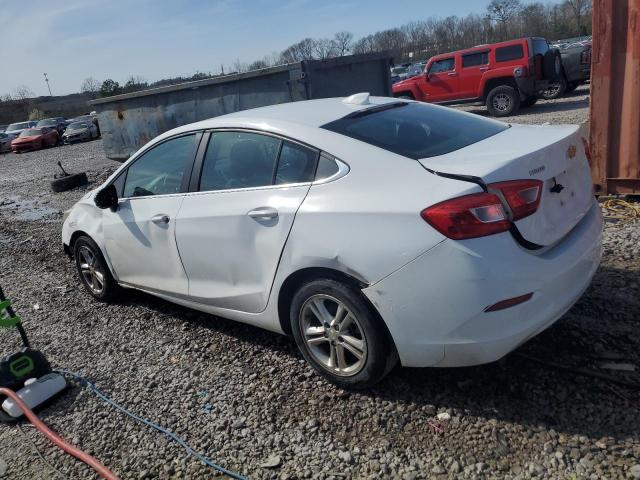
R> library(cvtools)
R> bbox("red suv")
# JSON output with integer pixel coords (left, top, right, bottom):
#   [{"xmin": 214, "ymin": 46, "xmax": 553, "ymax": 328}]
[{"xmin": 392, "ymin": 37, "xmax": 561, "ymax": 117}]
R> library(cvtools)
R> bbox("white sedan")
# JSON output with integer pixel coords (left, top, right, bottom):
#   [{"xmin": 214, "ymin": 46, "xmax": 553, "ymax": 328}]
[{"xmin": 62, "ymin": 94, "xmax": 602, "ymax": 388}]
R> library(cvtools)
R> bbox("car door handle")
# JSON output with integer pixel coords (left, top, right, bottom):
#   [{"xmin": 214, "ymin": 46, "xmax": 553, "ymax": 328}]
[
  {"xmin": 248, "ymin": 207, "xmax": 278, "ymax": 220},
  {"xmin": 151, "ymin": 214, "xmax": 170, "ymax": 224},
  {"xmin": 447, "ymin": 72, "xmax": 457, "ymax": 76},
  {"xmin": 479, "ymin": 67, "xmax": 489, "ymax": 71}
]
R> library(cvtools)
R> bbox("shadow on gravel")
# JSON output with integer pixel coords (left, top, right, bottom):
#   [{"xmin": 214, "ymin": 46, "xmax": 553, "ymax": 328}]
[{"xmin": 114, "ymin": 264, "xmax": 638, "ymax": 441}]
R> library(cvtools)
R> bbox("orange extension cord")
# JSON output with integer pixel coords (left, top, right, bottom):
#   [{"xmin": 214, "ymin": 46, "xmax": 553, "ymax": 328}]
[{"xmin": 0, "ymin": 387, "xmax": 119, "ymax": 480}]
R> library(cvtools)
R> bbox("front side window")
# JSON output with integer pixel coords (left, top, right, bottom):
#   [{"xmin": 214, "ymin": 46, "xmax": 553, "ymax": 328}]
[
  {"xmin": 199, "ymin": 132, "xmax": 281, "ymax": 191},
  {"xmin": 322, "ymin": 102, "xmax": 509, "ymax": 159},
  {"xmin": 123, "ymin": 134, "xmax": 198, "ymax": 198},
  {"xmin": 429, "ymin": 58, "xmax": 455, "ymax": 74},
  {"xmin": 462, "ymin": 51, "xmax": 489, "ymax": 68},
  {"xmin": 495, "ymin": 44, "xmax": 524, "ymax": 62}
]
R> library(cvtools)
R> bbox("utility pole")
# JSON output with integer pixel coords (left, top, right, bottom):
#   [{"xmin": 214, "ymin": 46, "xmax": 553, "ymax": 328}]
[{"xmin": 43, "ymin": 73, "xmax": 52, "ymax": 96}]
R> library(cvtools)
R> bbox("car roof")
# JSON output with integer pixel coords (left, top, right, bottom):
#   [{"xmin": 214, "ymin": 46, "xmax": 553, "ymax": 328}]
[
  {"xmin": 181, "ymin": 96, "xmax": 403, "ymax": 130},
  {"xmin": 430, "ymin": 37, "xmax": 535, "ymax": 60}
]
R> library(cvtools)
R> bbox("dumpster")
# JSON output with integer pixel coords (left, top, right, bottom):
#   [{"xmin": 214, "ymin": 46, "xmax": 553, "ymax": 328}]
[
  {"xmin": 590, "ymin": 0, "xmax": 640, "ymax": 195},
  {"xmin": 89, "ymin": 53, "xmax": 393, "ymax": 160}
]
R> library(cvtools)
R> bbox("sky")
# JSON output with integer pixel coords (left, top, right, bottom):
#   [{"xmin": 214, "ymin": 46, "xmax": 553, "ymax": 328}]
[{"xmin": 0, "ymin": 0, "xmax": 559, "ymax": 97}]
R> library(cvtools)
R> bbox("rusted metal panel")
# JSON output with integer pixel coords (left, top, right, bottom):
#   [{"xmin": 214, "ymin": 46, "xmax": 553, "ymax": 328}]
[
  {"xmin": 590, "ymin": 0, "xmax": 640, "ymax": 195},
  {"xmin": 90, "ymin": 53, "xmax": 392, "ymax": 160}
]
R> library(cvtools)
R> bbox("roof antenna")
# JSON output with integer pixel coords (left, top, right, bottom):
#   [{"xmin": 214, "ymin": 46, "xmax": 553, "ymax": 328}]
[{"xmin": 342, "ymin": 93, "xmax": 370, "ymax": 105}]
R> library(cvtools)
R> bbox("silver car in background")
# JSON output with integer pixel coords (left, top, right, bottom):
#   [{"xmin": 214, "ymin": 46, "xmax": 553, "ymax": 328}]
[
  {"xmin": 0, "ymin": 132, "xmax": 14, "ymax": 153},
  {"xmin": 62, "ymin": 121, "xmax": 99, "ymax": 144}
]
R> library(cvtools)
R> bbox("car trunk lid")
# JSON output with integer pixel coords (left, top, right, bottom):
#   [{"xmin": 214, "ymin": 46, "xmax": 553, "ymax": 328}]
[{"xmin": 418, "ymin": 123, "xmax": 594, "ymax": 247}]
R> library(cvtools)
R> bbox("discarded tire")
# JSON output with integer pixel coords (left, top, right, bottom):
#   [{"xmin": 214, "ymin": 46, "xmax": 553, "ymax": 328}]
[{"xmin": 51, "ymin": 173, "xmax": 88, "ymax": 192}]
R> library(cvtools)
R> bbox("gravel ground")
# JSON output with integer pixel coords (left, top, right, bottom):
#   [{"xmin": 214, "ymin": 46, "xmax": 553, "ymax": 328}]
[{"xmin": 0, "ymin": 91, "xmax": 639, "ymax": 480}]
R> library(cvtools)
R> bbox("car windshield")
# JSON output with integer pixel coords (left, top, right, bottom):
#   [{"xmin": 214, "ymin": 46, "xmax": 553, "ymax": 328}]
[
  {"xmin": 7, "ymin": 122, "xmax": 29, "ymax": 131},
  {"xmin": 37, "ymin": 119, "xmax": 57, "ymax": 126},
  {"xmin": 68, "ymin": 122, "xmax": 88, "ymax": 129},
  {"xmin": 20, "ymin": 129, "xmax": 42, "ymax": 137},
  {"xmin": 391, "ymin": 67, "xmax": 407, "ymax": 74},
  {"xmin": 321, "ymin": 102, "xmax": 509, "ymax": 159}
]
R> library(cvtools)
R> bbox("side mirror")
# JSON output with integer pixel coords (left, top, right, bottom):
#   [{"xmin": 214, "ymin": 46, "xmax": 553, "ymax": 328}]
[{"xmin": 94, "ymin": 184, "xmax": 118, "ymax": 210}]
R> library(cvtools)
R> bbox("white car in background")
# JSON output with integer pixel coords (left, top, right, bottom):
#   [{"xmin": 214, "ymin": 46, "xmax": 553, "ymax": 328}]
[
  {"xmin": 4, "ymin": 121, "xmax": 37, "ymax": 138},
  {"xmin": 62, "ymin": 93, "xmax": 602, "ymax": 389}
]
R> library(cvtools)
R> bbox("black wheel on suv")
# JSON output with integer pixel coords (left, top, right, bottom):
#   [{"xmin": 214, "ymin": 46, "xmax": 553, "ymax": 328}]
[
  {"xmin": 290, "ymin": 278, "xmax": 397, "ymax": 389},
  {"xmin": 541, "ymin": 76, "xmax": 567, "ymax": 100},
  {"xmin": 486, "ymin": 85, "xmax": 520, "ymax": 117}
]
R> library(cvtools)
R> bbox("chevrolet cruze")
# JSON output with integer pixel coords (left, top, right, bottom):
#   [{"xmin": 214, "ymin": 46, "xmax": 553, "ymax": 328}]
[{"xmin": 62, "ymin": 94, "xmax": 602, "ymax": 388}]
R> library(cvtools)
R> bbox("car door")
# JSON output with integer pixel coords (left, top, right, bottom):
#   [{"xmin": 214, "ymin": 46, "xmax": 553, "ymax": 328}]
[
  {"xmin": 424, "ymin": 57, "xmax": 458, "ymax": 102},
  {"xmin": 102, "ymin": 132, "xmax": 202, "ymax": 296},
  {"xmin": 458, "ymin": 50, "xmax": 489, "ymax": 99},
  {"xmin": 175, "ymin": 130, "xmax": 318, "ymax": 313}
]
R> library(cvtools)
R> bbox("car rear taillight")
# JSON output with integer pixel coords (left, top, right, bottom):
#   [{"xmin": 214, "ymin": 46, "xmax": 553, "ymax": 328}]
[
  {"xmin": 489, "ymin": 179, "xmax": 542, "ymax": 220},
  {"xmin": 421, "ymin": 193, "xmax": 510, "ymax": 240},
  {"xmin": 580, "ymin": 48, "xmax": 591, "ymax": 64},
  {"xmin": 421, "ymin": 180, "xmax": 543, "ymax": 240}
]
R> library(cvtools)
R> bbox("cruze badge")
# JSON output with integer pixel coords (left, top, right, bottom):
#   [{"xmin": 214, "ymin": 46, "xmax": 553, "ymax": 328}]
[{"xmin": 529, "ymin": 165, "xmax": 545, "ymax": 176}]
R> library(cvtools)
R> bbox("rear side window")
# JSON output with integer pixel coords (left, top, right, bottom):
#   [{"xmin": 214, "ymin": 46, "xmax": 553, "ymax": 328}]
[
  {"xmin": 275, "ymin": 142, "xmax": 318, "ymax": 185},
  {"xmin": 428, "ymin": 58, "xmax": 455, "ymax": 74},
  {"xmin": 532, "ymin": 39, "xmax": 549, "ymax": 56},
  {"xmin": 199, "ymin": 132, "xmax": 281, "ymax": 191},
  {"xmin": 321, "ymin": 102, "xmax": 508, "ymax": 159},
  {"xmin": 495, "ymin": 44, "xmax": 524, "ymax": 62},
  {"xmin": 462, "ymin": 51, "xmax": 489, "ymax": 68}
]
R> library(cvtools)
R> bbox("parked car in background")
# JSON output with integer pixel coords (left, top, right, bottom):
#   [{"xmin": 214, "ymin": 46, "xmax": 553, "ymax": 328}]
[
  {"xmin": 11, "ymin": 127, "xmax": 59, "ymax": 153},
  {"xmin": 0, "ymin": 125, "xmax": 8, "ymax": 133},
  {"xmin": 70, "ymin": 114, "xmax": 100, "ymax": 137},
  {"xmin": 392, "ymin": 37, "xmax": 562, "ymax": 116},
  {"xmin": 542, "ymin": 40, "xmax": 591, "ymax": 99},
  {"xmin": 390, "ymin": 66, "xmax": 409, "ymax": 84},
  {"xmin": 0, "ymin": 133, "xmax": 14, "ymax": 153},
  {"xmin": 37, "ymin": 117, "xmax": 67, "ymax": 137},
  {"xmin": 62, "ymin": 120, "xmax": 99, "ymax": 144},
  {"xmin": 407, "ymin": 62, "xmax": 426, "ymax": 78},
  {"xmin": 4, "ymin": 121, "xmax": 38, "ymax": 138},
  {"xmin": 63, "ymin": 94, "xmax": 601, "ymax": 388}
]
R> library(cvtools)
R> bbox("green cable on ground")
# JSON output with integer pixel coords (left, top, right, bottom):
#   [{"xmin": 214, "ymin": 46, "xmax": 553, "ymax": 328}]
[{"xmin": 0, "ymin": 300, "xmax": 21, "ymax": 328}]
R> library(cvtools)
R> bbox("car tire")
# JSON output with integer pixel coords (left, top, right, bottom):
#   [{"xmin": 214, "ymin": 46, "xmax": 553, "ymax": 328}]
[
  {"xmin": 290, "ymin": 278, "xmax": 397, "ymax": 389},
  {"xmin": 51, "ymin": 172, "xmax": 88, "ymax": 192},
  {"xmin": 521, "ymin": 96, "xmax": 538, "ymax": 108},
  {"xmin": 541, "ymin": 76, "xmax": 567, "ymax": 100},
  {"xmin": 73, "ymin": 236, "xmax": 120, "ymax": 302},
  {"xmin": 486, "ymin": 85, "xmax": 520, "ymax": 117}
]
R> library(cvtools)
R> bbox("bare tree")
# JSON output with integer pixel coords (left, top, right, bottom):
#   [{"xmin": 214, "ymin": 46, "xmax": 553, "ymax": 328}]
[
  {"xmin": 13, "ymin": 85, "xmax": 34, "ymax": 101},
  {"xmin": 566, "ymin": 0, "xmax": 591, "ymax": 35},
  {"xmin": 487, "ymin": 0, "xmax": 522, "ymax": 40},
  {"xmin": 81, "ymin": 77, "xmax": 101, "ymax": 98},
  {"xmin": 333, "ymin": 31, "xmax": 353, "ymax": 56},
  {"xmin": 248, "ymin": 59, "xmax": 269, "ymax": 70},
  {"xmin": 313, "ymin": 38, "xmax": 337, "ymax": 60}
]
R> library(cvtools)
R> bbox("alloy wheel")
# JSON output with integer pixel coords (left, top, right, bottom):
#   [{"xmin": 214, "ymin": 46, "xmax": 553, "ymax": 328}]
[
  {"xmin": 543, "ymin": 82, "xmax": 561, "ymax": 98},
  {"xmin": 300, "ymin": 294, "xmax": 367, "ymax": 376},
  {"xmin": 493, "ymin": 93, "xmax": 511, "ymax": 112},
  {"xmin": 78, "ymin": 245, "xmax": 105, "ymax": 295}
]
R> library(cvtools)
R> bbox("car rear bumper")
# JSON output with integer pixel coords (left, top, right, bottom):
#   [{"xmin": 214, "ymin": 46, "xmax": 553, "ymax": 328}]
[{"xmin": 363, "ymin": 199, "xmax": 603, "ymax": 368}]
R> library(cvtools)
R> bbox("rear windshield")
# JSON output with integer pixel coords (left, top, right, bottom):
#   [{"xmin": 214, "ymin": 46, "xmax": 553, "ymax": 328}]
[{"xmin": 321, "ymin": 102, "xmax": 508, "ymax": 159}]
